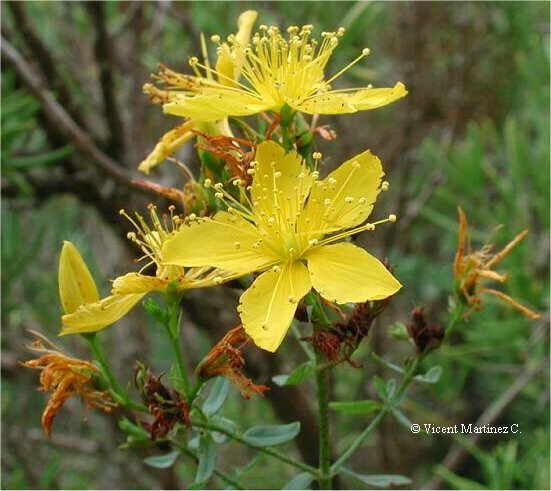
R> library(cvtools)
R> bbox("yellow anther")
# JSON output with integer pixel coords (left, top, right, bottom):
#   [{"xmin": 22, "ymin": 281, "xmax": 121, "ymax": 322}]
[
  {"xmin": 204, "ymin": 178, "xmax": 212, "ymax": 187},
  {"xmin": 328, "ymin": 177, "xmax": 337, "ymax": 185},
  {"xmin": 345, "ymin": 196, "xmax": 354, "ymax": 204},
  {"xmin": 388, "ymin": 214, "xmax": 397, "ymax": 223},
  {"xmin": 188, "ymin": 213, "xmax": 196, "ymax": 221},
  {"xmin": 210, "ymin": 34, "xmax": 221, "ymax": 43},
  {"xmin": 309, "ymin": 239, "xmax": 319, "ymax": 246},
  {"xmin": 381, "ymin": 181, "xmax": 390, "ymax": 191},
  {"xmin": 189, "ymin": 56, "xmax": 199, "ymax": 66},
  {"xmin": 215, "ymin": 192, "xmax": 223, "ymax": 199},
  {"xmin": 362, "ymin": 48, "xmax": 371, "ymax": 56},
  {"xmin": 234, "ymin": 241, "xmax": 241, "ymax": 249},
  {"xmin": 247, "ymin": 168, "xmax": 256, "ymax": 175},
  {"xmin": 337, "ymin": 27, "xmax": 346, "ymax": 36},
  {"xmin": 358, "ymin": 197, "xmax": 367, "ymax": 205},
  {"xmin": 324, "ymin": 198, "xmax": 332, "ymax": 206},
  {"xmin": 233, "ymin": 179, "xmax": 242, "ymax": 186},
  {"xmin": 272, "ymin": 265, "xmax": 281, "ymax": 273},
  {"xmin": 312, "ymin": 171, "xmax": 320, "ymax": 179},
  {"xmin": 366, "ymin": 223, "xmax": 375, "ymax": 231},
  {"xmin": 214, "ymin": 182, "xmax": 224, "ymax": 190},
  {"xmin": 214, "ymin": 276, "xmax": 223, "ymax": 285},
  {"xmin": 274, "ymin": 171, "xmax": 282, "ymax": 178},
  {"xmin": 313, "ymin": 152, "xmax": 322, "ymax": 160}
]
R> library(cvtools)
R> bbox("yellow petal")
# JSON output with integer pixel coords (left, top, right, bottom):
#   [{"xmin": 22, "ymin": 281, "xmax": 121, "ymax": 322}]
[
  {"xmin": 163, "ymin": 91, "xmax": 268, "ymax": 122},
  {"xmin": 215, "ymin": 11, "xmax": 257, "ymax": 85},
  {"xmin": 60, "ymin": 293, "xmax": 145, "ymax": 335},
  {"xmin": 296, "ymin": 82, "xmax": 407, "ymax": 115},
  {"xmin": 58, "ymin": 241, "xmax": 100, "ymax": 314},
  {"xmin": 240, "ymin": 261, "xmax": 311, "ymax": 352},
  {"xmin": 138, "ymin": 121, "xmax": 195, "ymax": 174},
  {"xmin": 235, "ymin": 11, "xmax": 258, "ymax": 48},
  {"xmin": 305, "ymin": 242, "xmax": 401, "ymax": 303},
  {"xmin": 162, "ymin": 211, "xmax": 277, "ymax": 275},
  {"xmin": 112, "ymin": 273, "xmax": 169, "ymax": 294},
  {"xmin": 301, "ymin": 149, "xmax": 383, "ymax": 233},
  {"xmin": 252, "ymin": 141, "xmax": 313, "ymax": 228}
]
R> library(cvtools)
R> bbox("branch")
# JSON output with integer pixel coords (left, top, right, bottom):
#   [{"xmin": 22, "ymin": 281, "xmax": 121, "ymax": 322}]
[
  {"xmin": 423, "ymin": 359, "xmax": 546, "ymax": 489},
  {"xmin": 86, "ymin": 2, "xmax": 126, "ymax": 159},
  {"xmin": 1, "ymin": 36, "xmax": 150, "ymax": 192},
  {"xmin": 5, "ymin": 2, "xmax": 85, "ymax": 128}
]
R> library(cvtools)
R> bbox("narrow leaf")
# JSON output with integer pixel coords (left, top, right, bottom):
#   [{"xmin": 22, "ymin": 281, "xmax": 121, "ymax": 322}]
[
  {"xmin": 243, "ymin": 422, "xmax": 301, "ymax": 447},
  {"xmin": 203, "ymin": 377, "xmax": 230, "ymax": 416},
  {"xmin": 342, "ymin": 468, "xmax": 412, "ymax": 488},
  {"xmin": 414, "ymin": 365, "xmax": 443, "ymax": 384},
  {"xmin": 210, "ymin": 416, "xmax": 238, "ymax": 444},
  {"xmin": 144, "ymin": 450, "xmax": 180, "ymax": 469},
  {"xmin": 195, "ymin": 435, "xmax": 217, "ymax": 484},
  {"xmin": 272, "ymin": 361, "xmax": 315, "ymax": 386},
  {"xmin": 282, "ymin": 472, "xmax": 314, "ymax": 490},
  {"xmin": 390, "ymin": 407, "xmax": 413, "ymax": 429}
]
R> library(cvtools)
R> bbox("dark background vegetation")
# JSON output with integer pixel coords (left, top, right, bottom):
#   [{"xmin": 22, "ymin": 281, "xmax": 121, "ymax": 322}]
[{"xmin": 1, "ymin": 2, "xmax": 549, "ymax": 489}]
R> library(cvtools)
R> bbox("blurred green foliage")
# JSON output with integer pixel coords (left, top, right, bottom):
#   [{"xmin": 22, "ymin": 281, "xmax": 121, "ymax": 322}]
[{"xmin": 2, "ymin": 2, "xmax": 548, "ymax": 490}]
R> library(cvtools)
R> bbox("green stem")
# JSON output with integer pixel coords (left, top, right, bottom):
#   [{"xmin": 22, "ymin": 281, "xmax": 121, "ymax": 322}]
[
  {"xmin": 330, "ymin": 356, "xmax": 421, "ymax": 475},
  {"xmin": 85, "ymin": 333, "xmax": 147, "ymax": 412},
  {"xmin": 165, "ymin": 322, "xmax": 191, "ymax": 398},
  {"xmin": 315, "ymin": 349, "xmax": 332, "ymax": 489},
  {"xmin": 191, "ymin": 421, "xmax": 318, "ymax": 476}
]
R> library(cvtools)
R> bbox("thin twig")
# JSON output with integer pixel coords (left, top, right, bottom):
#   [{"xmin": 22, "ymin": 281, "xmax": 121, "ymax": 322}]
[
  {"xmin": 6, "ymin": 2, "xmax": 84, "ymax": 128},
  {"xmin": 86, "ymin": 2, "xmax": 126, "ymax": 160},
  {"xmin": 1, "ymin": 36, "xmax": 153, "ymax": 194}
]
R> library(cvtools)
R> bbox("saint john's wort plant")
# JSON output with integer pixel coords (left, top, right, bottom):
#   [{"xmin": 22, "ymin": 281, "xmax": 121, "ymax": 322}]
[{"xmin": 23, "ymin": 11, "xmax": 539, "ymax": 489}]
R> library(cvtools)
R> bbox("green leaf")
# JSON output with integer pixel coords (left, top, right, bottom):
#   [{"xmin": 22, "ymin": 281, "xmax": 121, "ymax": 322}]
[
  {"xmin": 373, "ymin": 375, "xmax": 388, "ymax": 400},
  {"xmin": 243, "ymin": 422, "xmax": 301, "ymax": 447},
  {"xmin": 210, "ymin": 416, "xmax": 238, "ymax": 444},
  {"xmin": 119, "ymin": 417, "xmax": 149, "ymax": 439},
  {"xmin": 371, "ymin": 353, "xmax": 405, "ymax": 374},
  {"xmin": 342, "ymin": 468, "xmax": 412, "ymax": 488},
  {"xmin": 143, "ymin": 450, "xmax": 180, "ymax": 469},
  {"xmin": 272, "ymin": 361, "xmax": 315, "ymax": 386},
  {"xmin": 9, "ymin": 145, "xmax": 73, "ymax": 169},
  {"xmin": 195, "ymin": 435, "xmax": 217, "ymax": 484},
  {"xmin": 390, "ymin": 407, "xmax": 413, "ymax": 429},
  {"xmin": 435, "ymin": 465, "xmax": 485, "ymax": 490},
  {"xmin": 329, "ymin": 399, "xmax": 382, "ymax": 415},
  {"xmin": 282, "ymin": 472, "xmax": 314, "ymax": 490},
  {"xmin": 414, "ymin": 366, "xmax": 443, "ymax": 384},
  {"xmin": 202, "ymin": 377, "xmax": 230, "ymax": 416}
]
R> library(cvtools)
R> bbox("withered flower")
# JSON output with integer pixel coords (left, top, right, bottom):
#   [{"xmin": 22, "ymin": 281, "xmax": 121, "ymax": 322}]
[
  {"xmin": 135, "ymin": 363, "xmax": 190, "ymax": 440},
  {"xmin": 454, "ymin": 207, "xmax": 540, "ymax": 320},
  {"xmin": 196, "ymin": 326, "xmax": 269, "ymax": 399},
  {"xmin": 308, "ymin": 296, "xmax": 393, "ymax": 365},
  {"xmin": 406, "ymin": 307, "xmax": 445, "ymax": 354},
  {"xmin": 23, "ymin": 335, "xmax": 116, "ymax": 437}
]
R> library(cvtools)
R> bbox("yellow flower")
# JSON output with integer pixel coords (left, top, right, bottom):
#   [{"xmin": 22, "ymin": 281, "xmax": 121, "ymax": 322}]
[
  {"xmin": 60, "ymin": 206, "xmax": 231, "ymax": 335},
  {"xmin": 162, "ymin": 141, "xmax": 402, "ymax": 352},
  {"xmin": 139, "ymin": 10, "xmax": 258, "ymax": 174},
  {"xmin": 157, "ymin": 23, "xmax": 407, "ymax": 123}
]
